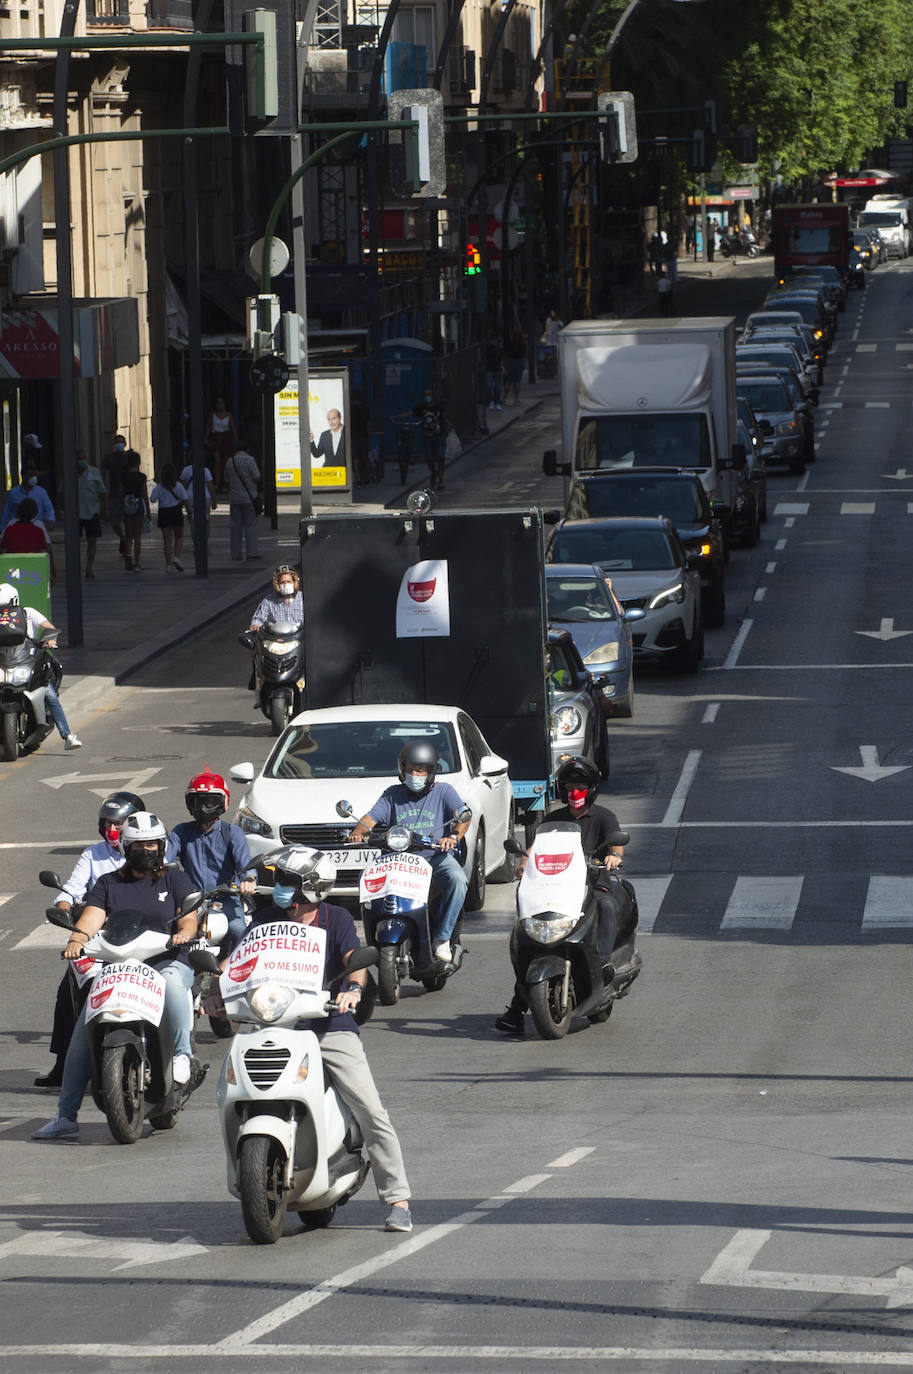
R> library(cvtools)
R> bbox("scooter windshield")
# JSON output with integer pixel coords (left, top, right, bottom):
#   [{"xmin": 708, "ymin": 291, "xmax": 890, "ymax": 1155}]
[
  {"xmin": 0, "ymin": 638, "xmax": 36, "ymax": 670},
  {"xmin": 103, "ymin": 908, "xmax": 155, "ymax": 947},
  {"xmin": 517, "ymin": 823, "xmax": 588, "ymax": 923}
]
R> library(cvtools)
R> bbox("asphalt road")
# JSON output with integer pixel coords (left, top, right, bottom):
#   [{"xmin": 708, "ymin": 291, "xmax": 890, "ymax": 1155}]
[{"xmin": 6, "ymin": 258, "xmax": 913, "ymax": 1372}]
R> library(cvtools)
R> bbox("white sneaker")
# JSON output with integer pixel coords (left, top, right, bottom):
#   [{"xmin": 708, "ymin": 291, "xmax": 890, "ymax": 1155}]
[
  {"xmin": 65, "ymin": 734, "xmax": 82, "ymax": 751},
  {"xmin": 165, "ymin": 563, "xmax": 174, "ymax": 573},
  {"xmin": 172, "ymin": 1054, "xmax": 191, "ymax": 1085},
  {"xmin": 495, "ymin": 404, "xmax": 503, "ymax": 411},
  {"xmin": 172, "ymin": 557, "xmax": 184, "ymax": 572},
  {"xmin": 32, "ymin": 1115, "xmax": 79, "ymax": 1140},
  {"xmin": 433, "ymin": 941, "xmax": 453, "ymax": 963}
]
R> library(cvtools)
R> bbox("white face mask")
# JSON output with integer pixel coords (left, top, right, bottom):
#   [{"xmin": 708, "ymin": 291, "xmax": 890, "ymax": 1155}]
[{"xmin": 278, "ymin": 582, "xmax": 295, "ymax": 597}]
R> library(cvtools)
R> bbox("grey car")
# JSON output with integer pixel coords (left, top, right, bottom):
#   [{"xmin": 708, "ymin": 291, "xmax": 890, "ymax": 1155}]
[
  {"xmin": 546, "ymin": 563, "xmax": 635, "ymax": 717},
  {"xmin": 736, "ymin": 372, "xmax": 807, "ymax": 475},
  {"xmin": 547, "ymin": 627, "xmax": 610, "ymax": 777}
]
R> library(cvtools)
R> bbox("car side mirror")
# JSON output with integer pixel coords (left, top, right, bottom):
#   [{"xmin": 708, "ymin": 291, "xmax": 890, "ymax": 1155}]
[
  {"xmin": 230, "ymin": 762, "xmax": 255, "ymax": 783},
  {"xmin": 624, "ymin": 607, "xmax": 646, "ymax": 623},
  {"xmin": 731, "ymin": 442, "xmax": 747, "ymax": 470},
  {"xmin": 479, "ymin": 754, "xmax": 509, "ymax": 778},
  {"xmin": 542, "ymin": 508, "xmax": 561, "ymax": 524},
  {"xmin": 758, "ymin": 419, "xmax": 773, "ymax": 435},
  {"xmin": 543, "ymin": 449, "xmax": 558, "ymax": 476}
]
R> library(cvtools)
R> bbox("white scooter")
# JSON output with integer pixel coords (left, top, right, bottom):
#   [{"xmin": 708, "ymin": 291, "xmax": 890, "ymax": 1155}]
[{"xmin": 201, "ymin": 920, "xmax": 379, "ymax": 1244}]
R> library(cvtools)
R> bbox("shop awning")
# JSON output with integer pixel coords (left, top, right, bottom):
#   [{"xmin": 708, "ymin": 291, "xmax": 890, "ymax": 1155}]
[{"xmin": 0, "ymin": 296, "xmax": 139, "ymax": 380}]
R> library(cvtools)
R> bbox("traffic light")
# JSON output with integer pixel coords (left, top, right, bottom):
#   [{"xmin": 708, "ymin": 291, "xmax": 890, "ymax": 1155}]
[
  {"xmin": 687, "ymin": 128, "xmax": 713, "ymax": 174},
  {"xmin": 387, "ymin": 90, "xmax": 447, "ymax": 199},
  {"xmin": 597, "ymin": 91, "xmax": 638, "ymax": 165},
  {"xmin": 735, "ymin": 124, "xmax": 759, "ymax": 163},
  {"xmin": 895, "ymin": 81, "xmax": 908, "ymax": 109},
  {"xmin": 704, "ymin": 98, "xmax": 721, "ymax": 136},
  {"xmin": 465, "ymin": 242, "xmax": 481, "ymax": 276}
]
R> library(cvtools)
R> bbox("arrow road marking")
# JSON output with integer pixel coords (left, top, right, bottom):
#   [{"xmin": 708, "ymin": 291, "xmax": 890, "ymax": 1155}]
[
  {"xmin": 0, "ymin": 1229, "xmax": 206, "ymax": 1272},
  {"xmin": 857, "ymin": 618, "xmax": 913, "ymax": 641},
  {"xmin": 884, "ymin": 469, "xmax": 909, "ymax": 480},
  {"xmin": 702, "ymin": 1229, "xmax": 913, "ymax": 1308},
  {"xmin": 832, "ymin": 745, "xmax": 910, "ymax": 782},
  {"xmin": 41, "ymin": 767, "xmax": 164, "ymax": 800}
]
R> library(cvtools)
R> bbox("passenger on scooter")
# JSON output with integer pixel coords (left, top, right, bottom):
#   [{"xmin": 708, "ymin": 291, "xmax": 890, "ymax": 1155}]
[
  {"xmin": 166, "ymin": 768, "xmax": 256, "ymax": 951},
  {"xmin": 32, "ymin": 812, "xmax": 202, "ymax": 1140},
  {"xmin": 494, "ymin": 755, "xmax": 636, "ymax": 1035},
  {"xmin": 204, "ymin": 844, "xmax": 414, "ymax": 1233},
  {"xmin": 349, "ymin": 740, "xmax": 470, "ymax": 963},
  {"xmin": 248, "ymin": 564, "xmax": 303, "ymax": 630},
  {"xmin": 33, "ymin": 790, "xmax": 144, "ymax": 1088}
]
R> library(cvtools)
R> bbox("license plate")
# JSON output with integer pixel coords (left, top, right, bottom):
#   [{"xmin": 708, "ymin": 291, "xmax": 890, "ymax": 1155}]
[{"xmin": 325, "ymin": 848, "xmax": 381, "ymax": 868}]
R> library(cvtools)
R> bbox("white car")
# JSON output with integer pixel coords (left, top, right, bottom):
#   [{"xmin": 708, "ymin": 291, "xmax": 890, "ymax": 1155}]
[{"xmin": 230, "ymin": 703, "xmax": 515, "ymax": 908}]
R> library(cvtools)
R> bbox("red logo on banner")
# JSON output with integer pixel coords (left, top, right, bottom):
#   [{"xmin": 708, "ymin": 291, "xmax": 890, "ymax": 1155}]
[
  {"xmin": 90, "ymin": 984, "xmax": 113, "ymax": 1010},
  {"xmin": 229, "ymin": 954, "xmax": 259, "ymax": 983},
  {"xmin": 74, "ymin": 957, "xmax": 96, "ymax": 975},
  {"xmin": 534, "ymin": 853, "xmax": 573, "ymax": 876},
  {"xmin": 363, "ymin": 872, "xmax": 386, "ymax": 895},
  {"xmin": 408, "ymin": 579, "xmax": 436, "ymax": 603}
]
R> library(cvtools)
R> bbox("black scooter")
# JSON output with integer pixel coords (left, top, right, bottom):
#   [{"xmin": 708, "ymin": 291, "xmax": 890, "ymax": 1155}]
[
  {"xmin": 504, "ymin": 821, "xmax": 641, "ymax": 1040},
  {"xmin": 0, "ymin": 610, "xmax": 61, "ymax": 760},
  {"xmin": 238, "ymin": 620, "xmax": 305, "ymax": 736}
]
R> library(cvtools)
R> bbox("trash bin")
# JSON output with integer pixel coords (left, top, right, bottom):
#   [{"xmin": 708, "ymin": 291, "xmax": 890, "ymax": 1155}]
[{"xmin": 0, "ymin": 553, "xmax": 51, "ymax": 619}]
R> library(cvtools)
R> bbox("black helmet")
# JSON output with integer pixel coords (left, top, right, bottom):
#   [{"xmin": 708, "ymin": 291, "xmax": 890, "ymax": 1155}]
[
  {"xmin": 261, "ymin": 845, "xmax": 336, "ymax": 903},
  {"xmin": 556, "ymin": 755, "xmax": 600, "ymax": 811},
  {"xmin": 98, "ymin": 790, "xmax": 145, "ymax": 842},
  {"xmin": 396, "ymin": 738, "xmax": 439, "ymax": 789}
]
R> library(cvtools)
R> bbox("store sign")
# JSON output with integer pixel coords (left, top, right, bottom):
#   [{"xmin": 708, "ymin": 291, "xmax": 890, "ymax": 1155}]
[{"xmin": 274, "ymin": 369, "xmax": 351, "ymax": 493}]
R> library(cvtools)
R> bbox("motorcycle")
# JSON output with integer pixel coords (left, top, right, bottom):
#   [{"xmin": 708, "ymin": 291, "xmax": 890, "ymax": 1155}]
[
  {"xmin": 337, "ymin": 800, "xmax": 471, "ymax": 1004},
  {"xmin": 44, "ymin": 896, "xmax": 210, "ymax": 1142},
  {"xmin": 0, "ymin": 609, "xmax": 61, "ymax": 761},
  {"xmin": 503, "ymin": 821, "xmax": 642, "ymax": 1040},
  {"xmin": 719, "ymin": 228, "xmax": 760, "ymax": 259},
  {"xmin": 238, "ymin": 620, "xmax": 305, "ymax": 736},
  {"xmin": 196, "ymin": 930, "xmax": 380, "ymax": 1244}
]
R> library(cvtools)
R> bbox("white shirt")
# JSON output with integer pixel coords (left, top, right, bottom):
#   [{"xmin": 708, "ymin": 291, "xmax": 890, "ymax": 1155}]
[
  {"xmin": 150, "ymin": 481, "xmax": 188, "ymax": 509},
  {"xmin": 57, "ymin": 839, "xmax": 125, "ymax": 904},
  {"xmin": 20, "ymin": 605, "xmax": 51, "ymax": 639},
  {"xmin": 179, "ymin": 465, "xmax": 214, "ymax": 510}
]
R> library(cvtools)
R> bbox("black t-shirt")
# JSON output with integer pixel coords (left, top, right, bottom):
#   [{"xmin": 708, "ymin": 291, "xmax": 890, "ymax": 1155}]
[
  {"xmin": 85, "ymin": 867, "xmax": 197, "ymax": 966},
  {"xmin": 249, "ymin": 901, "xmax": 360, "ymax": 1035},
  {"xmin": 541, "ymin": 804, "xmax": 622, "ymax": 862},
  {"xmin": 413, "ymin": 402, "xmax": 445, "ymax": 438}
]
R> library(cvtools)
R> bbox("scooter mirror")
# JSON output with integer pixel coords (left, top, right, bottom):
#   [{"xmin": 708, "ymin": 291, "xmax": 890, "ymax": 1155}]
[
  {"xmin": 347, "ymin": 946, "xmax": 380, "ymax": 973},
  {"xmin": 179, "ymin": 891, "xmax": 204, "ymax": 916},
  {"xmin": 237, "ymin": 631, "xmax": 256, "ymax": 650},
  {"xmin": 336, "ymin": 800, "xmax": 355, "ymax": 819},
  {"xmin": 504, "ymin": 838, "xmax": 526, "ymax": 857},
  {"xmin": 456, "ymin": 807, "xmax": 472, "ymax": 825},
  {"xmin": 45, "ymin": 906, "xmax": 75, "ymax": 930},
  {"xmin": 187, "ymin": 948, "xmax": 223, "ymax": 975},
  {"xmin": 607, "ymin": 830, "xmax": 630, "ymax": 848},
  {"xmin": 38, "ymin": 870, "xmax": 64, "ymax": 890}
]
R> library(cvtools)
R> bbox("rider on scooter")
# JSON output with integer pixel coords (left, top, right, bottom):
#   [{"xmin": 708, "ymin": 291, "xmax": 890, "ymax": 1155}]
[
  {"xmin": 494, "ymin": 755, "xmax": 636, "ymax": 1034},
  {"xmin": 204, "ymin": 844, "xmax": 414, "ymax": 1233},
  {"xmin": 248, "ymin": 564, "xmax": 303, "ymax": 631},
  {"xmin": 166, "ymin": 768, "xmax": 257, "ymax": 951},
  {"xmin": 349, "ymin": 740, "xmax": 470, "ymax": 963}
]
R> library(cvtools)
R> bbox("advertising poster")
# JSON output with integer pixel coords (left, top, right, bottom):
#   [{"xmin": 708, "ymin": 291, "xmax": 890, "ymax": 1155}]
[
  {"xmin": 274, "ymin": 369, "xmax": 351, "ymax": 492},
  {"xmin": 395, "ymin": 558, "xmax": 451, "ymax": 638}
]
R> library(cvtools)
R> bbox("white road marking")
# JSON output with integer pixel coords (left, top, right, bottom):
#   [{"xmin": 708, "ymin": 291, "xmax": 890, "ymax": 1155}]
[
  {"xmin": 857, "ymin": 619, "xmax": 913, "ymax": 641},
  {"xmin": 862, "ymin": 877, "xmax": 913, "ymax": 929},
  {"xmin": 832, "ymin": 745, "xmax": 910, "ymax": 782},
  {"xmin": 12, "ymin": 923, "xmax": 70, "ymax": 950},
  {"xmin": 503, "ymin": 1173, "xmax": 552, "ymax": 1193},
  {"xmin": 661, "ymin": 750, "xmax": 701, "ymax": 827},
  {"xmin": 866, "ymin": 401, "xmax": 891, "ymax": 408},
  {"xmin": 819, "ymin": 400, "xmax": 843, "ymax": 407},
  {"xmin": 720, "ymin": 876, "xmax": 804, "ymax": 930},
  {"xmin": 784, "ymin": 516, "xmax": 795, "ymax": 527},
  {"xmin": 631, "ymin": 875, "xmax": 672, "ymax": 932},
  {"xmin": 0, "ymin": 841, "xmax": 87, "ymax": 849},
  {"xmin": 720, "ymin": 662, "xmax": 913, "ymax": 670},
  {"xmin": 722, "ymin": 619, "xmax": 753, "ymax": 669},
  {"xmin": 701, "ymin": 703, "xmax": 720, "ymax": 724},
  {"xmin": 546, "ymin": 1147, "xmax": 595, "ymax": 1168},
  {"xmin": 841, "ymin": 502, "xmax": 875, "ymax": 514},
  {"xmin": 702, "ymin": 1228, "xmax": 913, "ymax": 1307},
  {"xmin": 753, "ymin": 588, "xmax": 767, "ymax": 602},
  {"xmin": 775, "ymin": 539, "xmax": 787, "ymax": 550},
  {"xmin": 765, "ymin": 562, "xmax": 777, "ymax": 574},
  {"xmin": 856, "ymin": 343, "xmax": 877, "ymax": 352},
  {"xmin": 885, "ymin": 469, "xmax": 910, "ymax": 479},
  {"xmin": 896, "ymin": 342, "xmax": 913, "ymax": 350},
  {"xmin": 0, "ymin": 1230, "xmax": 206, "ymax": 1272},
  {"xmin": 41, "ymin": 766, "xmax": 163, "ymax": 800},
  {"xmin": 0, "ymin": 894, "xmax": 13, "ymax": 906},
  {"xmin": 775, "ymin": 503, "xmax": 808, "ymax": 516}
]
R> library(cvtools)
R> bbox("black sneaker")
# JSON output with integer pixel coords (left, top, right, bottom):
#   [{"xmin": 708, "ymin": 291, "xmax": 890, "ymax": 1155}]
[
  {"xmin": 494, "ymin": 1005, "xmax": 525, "ymax": 1034},
  {"xmin": 34, "ymin": 1065, "xmax": 64, "ymax": 1089}
]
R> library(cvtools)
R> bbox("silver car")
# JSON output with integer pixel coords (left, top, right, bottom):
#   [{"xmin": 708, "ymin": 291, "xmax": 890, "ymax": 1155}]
[{"xmin": 736, "ymin": 372, "xmax": 806, "ymax": 475}]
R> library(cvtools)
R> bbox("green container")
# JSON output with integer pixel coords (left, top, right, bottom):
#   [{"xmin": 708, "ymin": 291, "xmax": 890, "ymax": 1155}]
[{"xmin": 0, "ymin": 552, "xmax": 51, "ymax": 619}]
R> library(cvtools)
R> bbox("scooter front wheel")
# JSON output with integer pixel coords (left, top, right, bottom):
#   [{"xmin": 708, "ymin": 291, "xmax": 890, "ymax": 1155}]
[
  {"xmin": 528, "ymin": 976, "xmax": 575, "ymax": 1040},
  {"xmin": 101, "ymin": 1043, "xmax": 146, "ymax": 1143},
  {"xmin": 378, "ymin": 946, "xmax": 401, "ymax": 1005},
  {"xmin": 268, "ymin": 696, "xmax": 289, "ymax": 736},
  {"xmin": 0, "ymin": 710, "xmax": 18, "ymax": 761},
  {"xmin": 239, "ymin": 1134, "xmax": 289, "ymax": 1244}
]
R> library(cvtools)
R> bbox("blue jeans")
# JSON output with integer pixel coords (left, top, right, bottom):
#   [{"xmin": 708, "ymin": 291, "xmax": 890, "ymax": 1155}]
[
  {"xmin": 56, "ymin": 958, "xmax": 195, "ymax": 1121},
  {"xmin": 428, "ymin": 851, "xmax": 469, "ymax": 944},
  {"xmin": 44, "ymin": 680, "xmax": 71, "ymax": 739},
  {"xmin": 219, "ymin": 894, "xmax": 248, "ymax": 951},
  {"xmin": 485, "ymin": 368, "xmax": 503, "ymax": 404}
]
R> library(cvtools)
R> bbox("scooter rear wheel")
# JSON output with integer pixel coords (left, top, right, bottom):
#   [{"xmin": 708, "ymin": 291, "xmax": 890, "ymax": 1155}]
[
  {"xmin": 101, "ymin": 1043, "xmax": 146, "ymax": 1144},
  {"xmin": 529, "ymin": 976, "xmax": 575, "ymax": 1039},
  {"xmin": 239, "ymin": 1134, "xmax": 289, "ymax": 1244},
  {"xmin": 377, "ymin": 946, "xmax": 401, "ymax": 1005}
]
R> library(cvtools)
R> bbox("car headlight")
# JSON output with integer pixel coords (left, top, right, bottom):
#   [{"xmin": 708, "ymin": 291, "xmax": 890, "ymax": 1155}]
[
  {"xmin": 775, "ymin": 420, "xmax": 796, "ymax": 435},
  {"xmin": 649, "ymin": 582, "xmax": 685, "ymax": 611},
  {"xmin": 520, "ymin": 913, "xmax": 581, "ymax": 943},
  {"xmin": 386, "ymin": 824, "xmax": 412, "ymax": 851},
  {"xmin": 583, "ymin": 642, "xmax": 619, "ymax": 665},
  {"xmin": 249, "ymin": 984, "xmax": 295, "ymax": 1022},
  {"xmin": 238, "ymin": 805, "xmax": 274, "ymax": 838},
  {"xmin": 0, "ymin": 664, "xmax": 31, "ymax": 685},
  {"xmin": 551, "ymin": 706, "xmax": 583, "ymax": 737}
]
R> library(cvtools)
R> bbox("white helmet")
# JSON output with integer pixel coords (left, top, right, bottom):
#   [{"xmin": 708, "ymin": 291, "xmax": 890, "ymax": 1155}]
[
  {"xmin": 119, "ymin": 810, "xmax": 168, "ymax": 871},
  {"xmin": 0, "ymin": 583, "xmax": 19, "ymax": 606},
  {"xmin": 261, "ymin": 845, "xmax": 336, "ymax": 902}
]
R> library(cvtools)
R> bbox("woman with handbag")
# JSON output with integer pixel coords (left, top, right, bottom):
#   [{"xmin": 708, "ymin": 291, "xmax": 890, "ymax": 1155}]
[
  {"xmin": 120, "ymin": 451, "xmax": 151, "ymax": 573},
  {"xmin": 225, "ymin": 448, "xmax": 262, "ymax": 562}
]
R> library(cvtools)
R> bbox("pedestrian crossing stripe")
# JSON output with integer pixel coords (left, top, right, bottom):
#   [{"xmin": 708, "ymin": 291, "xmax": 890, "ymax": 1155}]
[
  {"xmin": 633, "ymin": 875, "xmax": 913, "ymax": 933},
  {"xmin": 12, "ymin": 922, "xmax": 67, "ymax": 950}
]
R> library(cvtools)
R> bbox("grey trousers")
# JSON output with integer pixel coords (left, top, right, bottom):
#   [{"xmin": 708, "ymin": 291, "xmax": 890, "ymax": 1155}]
[
  {"xmin": 229, "ymin": 500, "xmax": 259, "ymax": 559},
  {"xmin": 320, "ymin": 1031, "xmax": 411, "ymax": 1204}
]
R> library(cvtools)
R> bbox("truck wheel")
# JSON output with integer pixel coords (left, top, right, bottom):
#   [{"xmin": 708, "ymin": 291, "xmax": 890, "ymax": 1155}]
[
  {"xmin": 239, "ymin": 1135, "xmax": 288, "ymax": 1244},
  {"xmin": 0, "ymin": 710, "xmax": 18, "ymax": 761},
  {"xmin": 101, "ymin": 1043, "xmax": 145, "ymax": 1144},
  {"xmin": 377, "ymin": 946, "xmax": 400, "ymax": 1005},
  {"xmin": 465, "ymin": 827, "xmax": 486, "ymax": 912}
]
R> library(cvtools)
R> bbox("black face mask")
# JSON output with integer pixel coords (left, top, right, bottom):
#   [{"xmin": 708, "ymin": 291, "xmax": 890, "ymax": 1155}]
[
  {"xmin": 128, "ymin": 846, "xmax": 161, "ymax": 874},
  {"xmin": 188, "ymin": 798, "xmax": 223, "ymax": 824}
]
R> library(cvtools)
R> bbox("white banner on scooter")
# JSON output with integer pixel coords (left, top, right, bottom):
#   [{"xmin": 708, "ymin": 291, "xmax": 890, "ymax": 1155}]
[
  {"xmin": 395, "ymin": 559, "xmax": 450, "ymax": 638},
  {"xmin": 70, "ymin": 954, "xmax": 102, "ymax": 989},
  {"xmin": 517, "ymin": 828, "xmax": 588, "ymax": 922},
  {"xmin": 220, "ymin": 921, "xmax": 327, "ymax": 1000},
  {"xmin": 359, "ymin": 852, "xmax": 433, "ymax": 904},
  {"xmin": 85, "ymin": 962, "xmax": 166, "ymax": 1026}
]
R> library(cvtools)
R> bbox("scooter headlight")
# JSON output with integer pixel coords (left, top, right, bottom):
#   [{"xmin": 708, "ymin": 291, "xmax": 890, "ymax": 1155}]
[
  {"xmin": 264, "ymin": 639, "xmax": 290, "ymax": 654},
  {"xmin": 249, "ymin": 984, "xmax": 295, "ymax": 1022},
  {"xmin": 0, "ymin": 664, "xmax": 32, "ymax": 685},
  {"xmin": 386, "ymin": 825, "xmax": 412, "ymax": 852},
  {"xmin": 520, "ymin": 913, "xmax": 581, "ymax": 943}
]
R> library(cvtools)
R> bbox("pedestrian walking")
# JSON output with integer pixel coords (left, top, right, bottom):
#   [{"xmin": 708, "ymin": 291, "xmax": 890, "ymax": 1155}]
[
  {"xmin": 76, "ymin": 450, "xmax": 106, "ymax": 580},
  {"xmin": 205, "ymin": 396, "xmax": 239, "ymax": 491},
  {"xmin": 656, "ymin": 270, "xmax": 674, "ymax": 316},
  {"xmin": 101, "ymin": 435, "xmax": 128, "ymax": 554},
  {"xmin": 149, "ymin": 463, "xmax": 188, "ymax": 573},
  {"xmin": 120, "ymin": 451, "xmax": 150, "ymax": 573},
  {"xmin": 179, "ymin": 460, "xmax": 216, "ymax": 536},
  {"xmin": 706, "ymin": 225, "xmax": 715, "ymax": 262},
  {"xmin": 225, "ymin": 448, "xmax": 262, "ymax": 562},
  {"xmin": 484, "ymin": 333, "xmax": 504, "ymax": 410},
  {"xmin": 661, "ymin": 235, "xmax": 678, "ymax": 283},
  {"xmin": 504, "ymin": 328, "xmax": 526, "ymax": 404}
]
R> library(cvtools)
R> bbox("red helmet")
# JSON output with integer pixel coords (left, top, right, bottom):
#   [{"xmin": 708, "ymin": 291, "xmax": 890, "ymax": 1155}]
[{"xmin": 186, "ymin": 767, "xmax": 229, "ymax": 823}]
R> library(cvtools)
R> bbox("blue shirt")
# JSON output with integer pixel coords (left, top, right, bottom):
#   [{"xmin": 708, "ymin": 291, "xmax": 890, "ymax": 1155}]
[
  {"xmin": 165, "ymin": 819, "xmax": 255, "ymax": 891},
  {"xmin": 57, "ymin": 839, "xmax": 124, "ymax": 905},
  {"xmin": 0, "ymin": 481, "xmax": 55, "ymax": 532},
  {"xmin": 249, "ymin": 901, "xmax": 361, "ymax": 1035},
  {"xmin": 368, "ymin": 780, "xmax": 467, "ymax": 851}
]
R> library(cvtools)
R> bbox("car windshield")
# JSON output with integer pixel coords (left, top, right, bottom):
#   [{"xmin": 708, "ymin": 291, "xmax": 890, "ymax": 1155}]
[
  {"xmin": 736, "ymin": 378, "xmax": 790, "ymax": 411},
  {"xmin": 575, "ymin": 413, "xmax": 712, "ymax": 471},
  {"xmin": 552, "ymin": 526, "xmax": 677, "ymax": 571},
  {"xmin": 546, "ymin": 573, "xmax": 619, "ymax": 622},
  {"xmin": 859, "ymin": 212, "xmax": 902, "ymax": 228},
  {"xmin": 577, "ymin": 477, "xmax": 705, "ymax": 523},
  {"xmin": 738, "ymin": 348, "xmax": 801, "ymax": 371},
  {"xmin": 265, "ymin": 721, "xmax": 459, "ymax": 779},
  {"xmin": 764, "ymin": 300, "xmax": 818, "ymax": 324}
]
